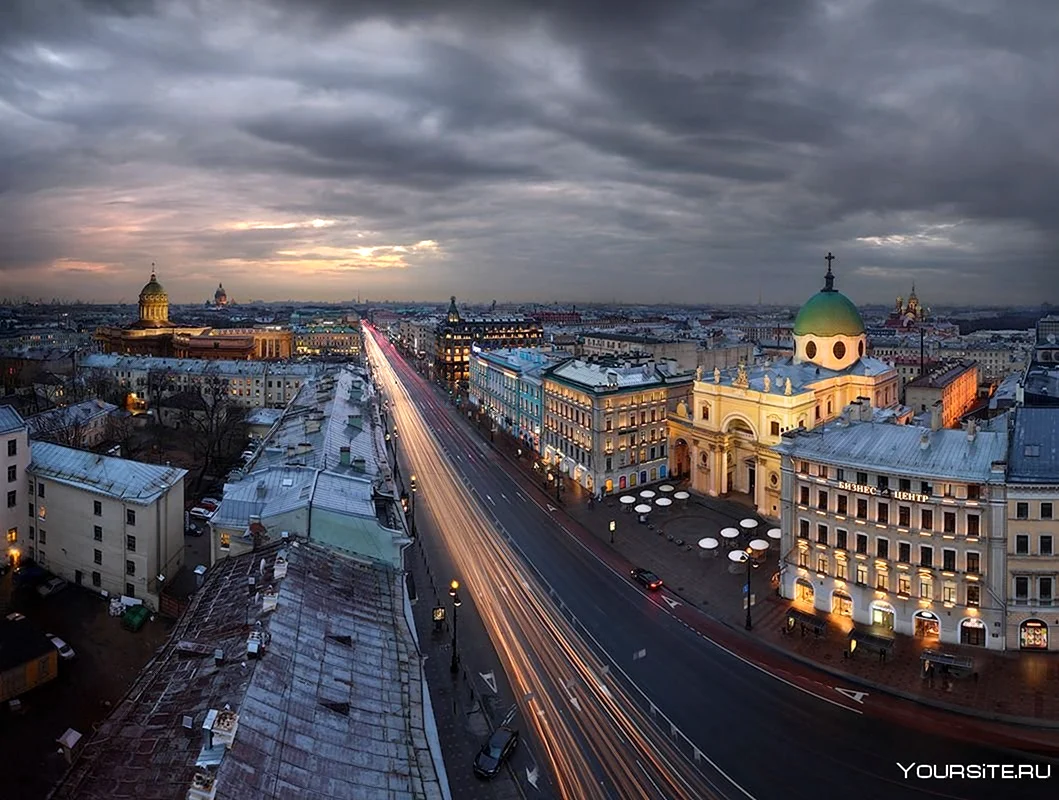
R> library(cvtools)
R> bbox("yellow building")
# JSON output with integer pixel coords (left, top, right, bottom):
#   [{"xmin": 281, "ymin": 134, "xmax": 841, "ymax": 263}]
[
  {"xmin": 904, "ymin": 360, "xmax": 979, "ymax": 428},
  {"xmin": 668, "ymin": 257, "xmax": 899, "ymax": 519}
]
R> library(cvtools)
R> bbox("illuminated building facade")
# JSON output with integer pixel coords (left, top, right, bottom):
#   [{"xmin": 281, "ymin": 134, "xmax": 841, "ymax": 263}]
[
  {"xmin": 434, "ymin": 296, "xmax": 542, "ymax": 391},
  {"xmin": 904, "ymin": 361, "xmax": 979, "ymax": 428},
  {"xmin": 468, "ymin": 347, "xmax": 564, "ymax": 452},
  {"xmin": 2, "ymin": 407, "xmax": 30, "ymax": 569},
  {"xmin": 777, "ymin": 419, "xmax": 1008, "ymax": 649},
  {"xmin": 95, "ymin": 271, "xmax": 292, "ymax": 360},
  {"xmin": 668, "ymin": 258, "xmax": 900, "ymax": 519}
]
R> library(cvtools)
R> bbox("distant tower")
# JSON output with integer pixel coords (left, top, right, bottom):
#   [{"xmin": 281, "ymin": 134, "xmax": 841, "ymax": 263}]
[
  {"xmin": 214, "ymin": 282, "xmax": 228, "ymax": 307},
  {"xmin": 447, "ymin": 295, "xmax": 461, "ymax": 324}
]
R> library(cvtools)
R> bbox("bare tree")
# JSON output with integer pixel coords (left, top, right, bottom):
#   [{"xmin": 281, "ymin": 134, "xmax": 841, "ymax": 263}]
[
  {"xmin": 76, "ymin": 367, "xmax": 125, "ymax": 406},
  {"xmin": 29, "ymin": 407, "xmax": 89, "ymax": 449},
  {"xmin": 104, "ymin": 411, "xmax": 139, "ymax": 457},
  {"xmin": 178, "ymin": 376, "xmax": 247, "ymax": 492}
]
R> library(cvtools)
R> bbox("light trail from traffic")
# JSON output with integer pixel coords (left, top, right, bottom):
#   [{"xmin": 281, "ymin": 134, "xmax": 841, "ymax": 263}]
[{"xmin": 365, "ymin": 326, "xmax": 738, "ymax": 800}]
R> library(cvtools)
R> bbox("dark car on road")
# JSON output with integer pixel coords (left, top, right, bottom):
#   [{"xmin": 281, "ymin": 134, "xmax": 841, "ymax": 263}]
[
  {"xmin": 630, "ymin": 568, "xmax": 663, "ymax": 590},
  {"xmin": 473, "ymin": 726, "xmax": 519, "ymax": 779},
  {"xmin": 13, "ymin": 561, "xmax": 48, "ymax": 589}
]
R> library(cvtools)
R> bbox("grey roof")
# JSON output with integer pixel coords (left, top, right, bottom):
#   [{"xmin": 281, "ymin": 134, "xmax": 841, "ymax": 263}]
[
  {"xmin": 80, "ymin": 353, "xmax": 321, "ymax": 378},
  {"xmin": 49, "ymin": 541, "xmax": 445, "ymax": 800},
  {"xmin": 701, "ymin": 354, "xmax": 895, "ymax": 395},
  {"xmin": 1024, "ymin": 362, "xmax": 1059, "ymax": 403},
  {"xmin": 905, "ymin": 360, "xmax": 975, "ymax": 389},
  {"xmin": 212, "ymin": 466, "xmax": 317, "ymax": 529},
  {"xmin": 548, "ymin": 358, "xmax": 691, "ymax": 390},
  {"xmin": 1008, "ymin": 407, "xmax": 1059, "ymax": 483},
  {"xmin": 311, "ymin": 471, "xmax": 376, "ymax": 517},
  {"xmin": 775, "ymin": 420, "xmax": 1007, "ymax": 483},
  {"xmin": 245, "ymin": 407, "xmax": 285, "ymax": 427},
  {"xmin": 29, "ymin": 441, "xmax": 187, "ymax": 503},
  {"xmin": 26, "ymin": 399, "xmax": 117, "ymax": 435},
  {"xmin": 0, "ymin": 405, "xmax": 25, "ymax": 435}
]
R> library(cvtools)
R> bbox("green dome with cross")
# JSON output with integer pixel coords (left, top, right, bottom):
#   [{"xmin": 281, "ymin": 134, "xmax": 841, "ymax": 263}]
[{"xmin": 792, "ymin": 254, "xmax": 865, "ymax": 337}]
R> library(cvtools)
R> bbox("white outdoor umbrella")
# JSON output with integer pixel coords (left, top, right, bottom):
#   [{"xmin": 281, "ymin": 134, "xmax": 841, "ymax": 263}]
[
  {"xmin": 739, "ymin": 518, "xmax": 759, "ymax": 530},
  {"xmin": 749, "ymin": 539, "xmax": 770, "ymax": 552},
  {"xmin": 639, "ymin": 490, "xmax": 656, "ymax": 499},
  {"xmin": 655, "ymin": 497, "xmax": 673, "ymax": 507},
  {"xmin": 721, "ymin": 527, "xmax": 740, "ymax": 539},
  {"xmin": 728, "ymin": 550, "xmax": 748, "ymax": 563},
  {"xmin": 634, "ymin": 504, "xmax": 653, "ymax": 514},
  {"xmin": 698, "ymin": 537, "xmax": 719, "ymax": 550},
  {"xmin": 673, "ymin": 491, "xmax": 690, "ymax": 501},
  {"xmin": 766, "ymin": 527, "xmax": 782, "ymax": 540},
  {"xmin": 619, "ymin": 496, "xmax": 636, "ymax": 505},
  {"xmin": 659, "ymin": 484, "xmax": 675, "ymax": 493}
]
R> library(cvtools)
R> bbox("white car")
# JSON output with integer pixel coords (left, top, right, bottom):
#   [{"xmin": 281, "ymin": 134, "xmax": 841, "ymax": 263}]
[
  {"xmin": 45, "ymin": 633, "xmax": 76, "ymax": 661},
  {"xmin": 37, "ymin": 577, "xmax": 69, "ymax": 598},
  {"xmin": 189, "ymin": 506, "xmax": 215, "ymax": 520},
  {"xmin": 5, "ymin": 612, "xmax": 26, "ymax": 622}
]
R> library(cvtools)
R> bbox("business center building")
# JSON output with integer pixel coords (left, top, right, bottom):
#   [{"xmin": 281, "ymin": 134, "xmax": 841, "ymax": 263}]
[{"xmin": 776, "ymin": 419, "xmax": 1009, "ymax": 649}]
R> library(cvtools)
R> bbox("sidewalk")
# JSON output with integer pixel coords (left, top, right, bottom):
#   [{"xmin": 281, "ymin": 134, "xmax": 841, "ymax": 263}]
[{"xmin": 472, "ymin": 417, "xmax": 1059, "ymax": 732}]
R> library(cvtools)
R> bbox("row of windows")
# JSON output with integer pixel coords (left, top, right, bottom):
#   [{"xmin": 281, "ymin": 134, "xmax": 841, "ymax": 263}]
[
  {"xmin": 1015, "ymin": 502, "xmax": 1054, "ymax": 520},
  {"xmin": 798, "ymin": 521, "xmax": 982, "ymax": 571},
  {"xmin": 797, "ymin": 465, "xmax": 982, "ymax": 500},
  {"xmin": 1013, "ymin": 534, "xmax": 1055, "ymax": 556},
  {"xmin": 797, "ymin": 551, "xmax": 981, "ymax": 605},
  {"xmin": 602, "ymin": 391, "xmax": 664, "ymax": 409},
  {"xmin": 799, "ymin": 488, "xmax": 982, "ymax": 534},
  {"xmin": 1013, "ymin": 576, "xmax": 1056, "ymax": 604}
]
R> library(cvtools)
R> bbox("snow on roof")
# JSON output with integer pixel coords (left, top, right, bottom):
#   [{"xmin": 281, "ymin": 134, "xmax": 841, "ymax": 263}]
[
  {"xmin": 0, "ymin": 405, "xmax": 26, "ymax": 435},
  {"xmin": 28, "ymin": 441, "xmax": 186, "ymax": 503}
]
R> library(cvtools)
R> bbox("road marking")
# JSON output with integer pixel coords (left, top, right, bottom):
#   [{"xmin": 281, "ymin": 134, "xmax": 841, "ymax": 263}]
[
  {"xmin": 526, "ymin": 765, "xmax": 540, "ymax": 789},
  {"xmin": 636, "ymin": 760, "xmax": 666, "ymax": 798},
  {"xmin": 516, "ymin": 492, "xmax": 527, "ymax": 502},
  {"xmin": 479, "ymin": 671, "xmax": 498, "ymax": 693},
  {"xmin": 502, "ymin": 703, "xmax": 518, "ymax": 726},
  {"xmin": 661, "ymin": 596, "xmax": 681, "ymax": 609},
  {"xmin": 546, "ymin": 503, "xmax": 558, "ymax": 512},
  {"xmin": 633, "ymin": 648, "xmax": 647, "ymax": 661},
  {"xmin": 501, "ymin": 493, "xmax": 509, "ymax": 502},
  {"xmin": 834, "ymin": 687, "xmax": 869, "ymax": 704},
  {"xmin": 486, "ymin": 494, "xmax": 495, "ymax": 506}
]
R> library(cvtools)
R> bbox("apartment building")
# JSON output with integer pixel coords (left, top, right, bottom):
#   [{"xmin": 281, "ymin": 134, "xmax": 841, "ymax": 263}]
[
  {"xmin": 905, "ymin": 361, "xmax": 979, "ymax": 428},
  {"xmin": 541, "ymin": 359, "xmax": 692, "ymax": 494},
  {"xmin": 580, "ymin": 333, "xmax": 699, "ymax": 372},
  {"xmin": 434, "ymin": 297, "xmax": 542, "ymax": 391},
  {"xmin": 468, "ymin": 347, "xmax": 565, "ymax": 453},
  {"xmin": 26, "ymin": 399, "xmax": 119, "ymax": 448},
  {"xmin": 79, "ymin": 354, "xmax": 321, "ymax": 410},
  {"xmin": 23, "ymin": 443, "xmax": 187, "ymax": 610},
  {"xmin": 2, "ymin": 407, "xmax": 30, "ymax": 567},
  {"xmin": 776, "ymin": 419, "xmax": 1008, "ymax": 649},
  {"xmin": 1005, "ymin": 407, "xmax": 1059, "ymax": 650},
  {"xmin": 294, "ymin": 325, "xmax": 361, "ymax": 356}
]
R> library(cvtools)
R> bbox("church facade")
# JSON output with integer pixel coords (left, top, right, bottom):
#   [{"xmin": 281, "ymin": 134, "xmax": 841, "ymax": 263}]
[
  {"xmin": 668, "ymin": 256, "xmax": 901, "ymax": 520},
  {"xmin": 95, "ymin": 272, "xmax": 292, "ymax": 360}
]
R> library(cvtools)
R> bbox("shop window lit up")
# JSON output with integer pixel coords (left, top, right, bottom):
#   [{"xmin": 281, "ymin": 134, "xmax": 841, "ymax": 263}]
[{"xmin": 1020, "ymin": 620, "xmax": 1048, "ymax": 650}]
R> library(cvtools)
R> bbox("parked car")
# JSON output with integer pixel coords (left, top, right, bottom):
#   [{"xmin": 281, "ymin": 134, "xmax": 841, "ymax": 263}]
[
  {"xmin": 472, "ymin": 726, "xmax": 519, "ymax": 779},
  {"xmin": 37, "ymin": 577, "xmax": 69, "ymax": 598},
  {"xmin": 200, "ymin": 497, "xmax": 222, "ymax": 508},
  {"xmin": 5, "ymin": 612, "xmax": 26, "ymax": 622},
  {"xmin": 185, "ymin": 524, "xmax": 205, "ymax": 537},
  {"xmin": 45, "ymin": 633, "xmax": 76, "ymax": 661},
  {"xmin": 189, "ymin": 506, "xmax": 215, "ymax": 520}
]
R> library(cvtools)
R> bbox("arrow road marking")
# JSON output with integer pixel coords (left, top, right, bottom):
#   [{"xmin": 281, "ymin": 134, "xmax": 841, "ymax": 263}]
[
  {"xmin": 480, "ymin": 671, "xmax": 498, "ymax": 694},
  {"xmin": 526, "ymin": 765, "xmax": 539, "ymax": 789},
  {"xmin": 834, "ymin": 687, "xmax": 869, "ymax": 704},
  {"xmin": 546, "ymin": 503, "xmax": 558, "ymax": 512},
  {"xmin": 661, "ymin": 595, "xmax": 681, "ymax": 609}
]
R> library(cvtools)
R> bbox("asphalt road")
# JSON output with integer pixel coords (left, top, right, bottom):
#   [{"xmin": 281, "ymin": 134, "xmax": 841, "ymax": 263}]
[{"xmin": 367, "ymin": 326, "xmax": 1056, "ymax": 800}]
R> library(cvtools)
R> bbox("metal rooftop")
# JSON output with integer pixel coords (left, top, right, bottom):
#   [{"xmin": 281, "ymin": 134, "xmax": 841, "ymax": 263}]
[
  {"xmin": 775, "ymin": 419, "xmax": 1008, "ymax": 483},
  {"xmin": 29, "ymin": 441, "xmax": 187, "ymax": 503},
  {"xmin": 26, "ymin": 399, "xmax": 117, "ymax": 437},
  {"xmin": 80, "ymin": 353, "xmax": 322, "ymax": 378},
  {"xmin": 700, "ymin": 354, "xmax": 895, "ymax": 395},
  {"xmin": 50, "ymin": 541, "xmax": 446, "ymax": 800},
  {"xmin": 0, "ymin": 405, "xmax": 25, "ymax": 435},
  {"xmin": 1008, "ymin": 407, "xmax": 1059, "ymax": 483}
]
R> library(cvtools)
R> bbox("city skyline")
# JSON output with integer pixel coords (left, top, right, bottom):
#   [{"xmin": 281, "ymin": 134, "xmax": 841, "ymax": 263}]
[{"xmin": 2, "ymin": 0, "xmax": 1056, "ymax": 305}]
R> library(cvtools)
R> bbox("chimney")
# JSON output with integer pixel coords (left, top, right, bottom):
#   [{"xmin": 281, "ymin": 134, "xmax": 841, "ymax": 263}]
[
  {"xmin": 339, "ymin": 446, "xmax": 350, "ymax": 466},
  {"xmin": 194, "ymin": 564, "xmax": 207, "ymax": 588},
  {"xmin": 966, "ymin": 419, "xmax": 977, "ymax": 442},
  {"xmin": 202, "ymin": 709, "xmax": 219, "ymax": 749},
  {"xmin": 187, "ymin": 771, "xmax": 218, "ymax": 800},
  {"xmin": 930, "ymin": 401, "xmax": 942, "ymax": 431},
  {"xmin": 919, "ymin": 431, "xmax": 931, "ymax": 450},
  {"xmin": 273, "ymin": 553, "xmax": 288, "ymax": 579},
  {"xmin": 256, "ymin": 481, "xmax": 266, "ymax": 498},
  {"xmin": 213, "ymin": 648, "xmax": 224, "ymax": 667},
  {"xmin": 347, "ymin": 411, "xmax": 363, "ymax": 428},
  {"xmin": 1016, "ymin": 383, "xmax": 1025, "ymax": 405},
  {"xmin": 286, "ymin": 444, "xmax": 296, "ymax": 458},
  {"xmin": 351, "ymin": 456, "xmax": 367, "ymax": 473}
]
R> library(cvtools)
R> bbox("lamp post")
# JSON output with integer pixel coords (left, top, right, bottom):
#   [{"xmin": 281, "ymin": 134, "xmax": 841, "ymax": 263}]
[
  {"xmin": 609, "ymin": 520, "xmax": 616, "ymax": 544},
  {"xmin": 730, "ymin": 548, "xmax": 757, "ymax": 630},
  {"xmin": 409, "ymin": 474, "xmax": 417, "ymax": 538},
  {"xmin": 449, "ymin": 579, "xmax": 462, "ymax": 673}
]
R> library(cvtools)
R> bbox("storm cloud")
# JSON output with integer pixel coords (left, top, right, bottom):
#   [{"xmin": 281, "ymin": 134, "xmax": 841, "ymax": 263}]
[{"xmin": 0, "ymin": 0, "xmax": 1055, "ymax": 305}]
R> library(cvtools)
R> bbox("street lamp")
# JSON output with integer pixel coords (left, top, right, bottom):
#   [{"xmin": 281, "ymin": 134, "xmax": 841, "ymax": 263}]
[
  {"xmin": 449, "ymin": 580, "xmax": 462, "ymax": 674},
  {"xmin": 609, "ymin": 520, "xmax": 616, "ymax": 544},
  {"xmin": 409, "ymin": 474, "xmax": 417, "ymax": 538},
  {"xmin": 729, "ymin": 548, "xmax": 759, "ymax": 631}
]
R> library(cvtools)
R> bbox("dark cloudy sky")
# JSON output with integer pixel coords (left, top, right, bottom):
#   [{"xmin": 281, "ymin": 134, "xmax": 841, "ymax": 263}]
[{"xmin": 1, "ymin": 0, "xmax": 1055, "ymax": 305}]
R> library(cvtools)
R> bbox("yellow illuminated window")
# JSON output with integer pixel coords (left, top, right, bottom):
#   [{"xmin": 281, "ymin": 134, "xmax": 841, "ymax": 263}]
[
  {"xmin": 6, "ymin": 527, "xmax": 16, "ymax": 543},
  {"xmin": 220, "ymin": 532, "xmax": 231, "ymax": 550}
]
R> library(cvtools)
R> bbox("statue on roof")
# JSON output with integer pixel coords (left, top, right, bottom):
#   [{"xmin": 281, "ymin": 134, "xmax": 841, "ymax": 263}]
[
  {"xmin": 784, "ymin": 377, "xmax": 793, "ymax": 395},
  {"xmin": 763, "ymin": 374, "xmax": 771, "ymax": 393},
  {"xmin": 734, "ymin": 363, "xmax": 749, "ymax": 388},
  {"xmin": 696, "ymin": 365, "xmax": 703, "ymax": 382},
  {"xmin": 713, "ymin": 366, "xmax": 721, "ymax": 383}
]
